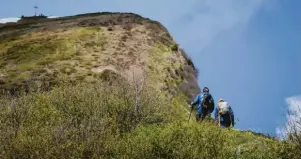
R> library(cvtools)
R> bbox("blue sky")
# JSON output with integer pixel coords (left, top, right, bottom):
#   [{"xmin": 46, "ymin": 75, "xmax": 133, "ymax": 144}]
[{"xmin": 1, "ymin": 0, "xmax": 300, "ymax": 135}]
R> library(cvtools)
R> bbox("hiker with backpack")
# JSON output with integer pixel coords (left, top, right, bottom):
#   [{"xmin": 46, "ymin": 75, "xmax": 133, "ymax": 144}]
[
  {"xmin": 215, "ymin": 98, "xmax": 235, "ymax": 128},
  {"xmin": 190, "ymin": 87, "xmax": 215, "ymax": 121}
]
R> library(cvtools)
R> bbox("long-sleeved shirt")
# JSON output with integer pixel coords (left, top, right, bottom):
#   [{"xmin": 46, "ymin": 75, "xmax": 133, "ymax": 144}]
[
  {"xmin": 191, "ymin": 92, "xmax": 215, "ymax": 115},
  {"xmin": 214, "ymin": 102, "xmax": 234, "ymax": 124}
]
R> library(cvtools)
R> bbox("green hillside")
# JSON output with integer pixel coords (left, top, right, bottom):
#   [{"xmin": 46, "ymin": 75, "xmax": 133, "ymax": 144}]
[
  {"xmin": 0, "ymin": 12, "xmax": 199, "ymax": 101},
  {"xmin": 0, "ymin": 12, "xmax": 300, "ymax": 158}
]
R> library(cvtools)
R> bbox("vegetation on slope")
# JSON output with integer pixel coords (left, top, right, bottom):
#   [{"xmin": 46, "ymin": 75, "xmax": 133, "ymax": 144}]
[
  {"xmin": 0, "ymin": 12, "xmax": 299, "ymax": 158},
  {"xmin": 0, "ymin": 12, "xmax": 199, "ymax": 102},
  {"xmin": 0, "ymin": 80, "xmax": 300, "ymax": 158}
]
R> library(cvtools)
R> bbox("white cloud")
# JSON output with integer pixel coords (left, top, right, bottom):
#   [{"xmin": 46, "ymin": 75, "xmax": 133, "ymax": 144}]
[
  {"xmin": 276, "ymin": 95, "xmax": 301, "ymax": 139},
  {"xmin": 0, "ymin": 16, "xmax": 59, "ymax": 24},
  {"xmin": 0, "ymin": 18, "xmax": 20, "ymax": 23},
  {"xmin": 48, "ymin": 16, "xmax": 59, "ymax": 19}
]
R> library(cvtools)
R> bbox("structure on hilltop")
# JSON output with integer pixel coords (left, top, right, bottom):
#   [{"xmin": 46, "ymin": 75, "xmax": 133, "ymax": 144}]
[
  {"xmin": 18, "ymin": 14, "xmax": 48, "ymax": 23},
  {"xmin": 17, "ymin": 5, "xmax": 48, "ymax": 23}
]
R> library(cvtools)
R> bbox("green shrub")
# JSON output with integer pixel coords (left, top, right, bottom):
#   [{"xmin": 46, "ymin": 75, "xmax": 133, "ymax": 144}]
[
  {"xmin": 171, "ymin": 43, "xmax": 178, "ymax": 52},
  {"xmin": 0, "ymin": 78, "xmax": 172, "ymax": 158},
  {"xmin": 0, "ymin": 74, "xmax": 299, "ymax": 159},
  {"xmin": 109, "ymin": 122, "xmax": 301, "ymax": 159}
]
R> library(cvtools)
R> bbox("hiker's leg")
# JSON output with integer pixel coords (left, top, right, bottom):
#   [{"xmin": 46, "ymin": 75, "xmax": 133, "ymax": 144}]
[
  {"xmin": 196, "ymin": 107, "xmax": 203, "ymax": 122},
  {"xmin": 220, "ymin": 120, "xmax": 229, "ymax": 128},
  {"xmin": 201, "ymin": 108, "xmax": 209, "ymax": 120},
  {"xmin": 201, "ymin": 113, "xmax": 206, "ymax": 120},
  {"xmin": 222, "ymin": 115, "xmax": 231, "ymax": 127},
  {"xmin": 224, "ymin": 121, "xmax": 231, "ymax": 128},
  {"xmin": 196, "ymin": 113, "xmax": 201, "ymax": 122}
]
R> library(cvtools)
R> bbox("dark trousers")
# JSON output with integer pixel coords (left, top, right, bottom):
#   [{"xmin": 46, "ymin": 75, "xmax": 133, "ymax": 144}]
[
  {"xmin": 219, "ymin": 114, "xmax": 233, "ymax": 127},
  {"xmin": 196, "ymin": 107, "xmax": 210, "ymax": 121}
]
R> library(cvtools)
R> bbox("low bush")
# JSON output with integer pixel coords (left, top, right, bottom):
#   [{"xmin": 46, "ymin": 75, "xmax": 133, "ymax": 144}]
[
  {"xmin": 0, "ymin": 77, "xmax": 170, "ymax": 158},
  {"xmin": 171, "ymin": 44, "xmax": 178, "ymax": 52},
  {"xmin": 0, "ymin": 75, "xmax": 299, "ymax": 159},
  {"xmin": 110, "ymin": 122, "xmax": 301, "ymax": 159},
  {"xmin": 179, "ymin": 48, "xmax": 196, "ymax": 70}
]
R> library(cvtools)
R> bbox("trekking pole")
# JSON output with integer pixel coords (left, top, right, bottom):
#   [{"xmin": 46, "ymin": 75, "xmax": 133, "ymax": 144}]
[
  {"xmin": 234, "ymin": 118, "xmax": 239, "ymax": 125},
  {"xmin": 218, "ymin": 114, "xmax": 221, "ymax": 127}
]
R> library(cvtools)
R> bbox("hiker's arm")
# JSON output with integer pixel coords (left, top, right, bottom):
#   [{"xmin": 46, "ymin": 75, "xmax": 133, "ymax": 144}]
[
  {"xmin": 214, "ymin": 106, "xmax": 219, "ymax": 120},
  {"xmin": 191, "ymin": 95, "xmax": 200, "ymax": 106},
  {"xmin": 199, "ymin": 94, "xmax": 204, "ymax": 104},
  {"xmin": 229, "ymin": 107, "xmax": 234, "ymax": 116},
  {"xmin": 211, "ymin": 96, "xmax": 215, "ymax": 106},
  {"xmin": 229, "ymin": 107, "xmax": 235, "ymax": 125}
]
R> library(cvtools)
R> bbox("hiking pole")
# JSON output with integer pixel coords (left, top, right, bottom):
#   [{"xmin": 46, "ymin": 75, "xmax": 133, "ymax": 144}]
[
  {"xmin": 218, "ymin": 115, "xmax": 221, "ymax": 127},
  {"xmin": 234, "ymin": 118, "xmax": 239, "ymax": 125}
]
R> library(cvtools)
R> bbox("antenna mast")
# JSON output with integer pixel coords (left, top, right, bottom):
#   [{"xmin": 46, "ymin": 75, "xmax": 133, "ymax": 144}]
[{"xmin": 34, "ymin": 5, "xmax": 38, "ymax": 16}]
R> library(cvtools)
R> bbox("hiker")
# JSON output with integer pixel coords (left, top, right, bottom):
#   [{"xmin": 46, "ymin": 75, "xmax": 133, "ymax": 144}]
[
  {"xmin": 215, "ymin": 98, "xmax": 235, "ymax": 128},
  {"xmin": 190, "ymin": 87, "xmax": 215, "ymax": 121}
]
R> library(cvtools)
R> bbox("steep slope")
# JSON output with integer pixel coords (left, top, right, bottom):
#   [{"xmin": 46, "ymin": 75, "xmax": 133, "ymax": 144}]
[
  {"xmin": 0, "ymin": 12, "xmax": 300, "ymax": 158},
  {"xmin": 0, "ymin": 12, "xmax": 200, "ymax": 103}
]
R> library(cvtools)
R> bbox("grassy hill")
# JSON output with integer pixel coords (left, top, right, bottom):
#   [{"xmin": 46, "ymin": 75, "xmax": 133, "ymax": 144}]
[
  {"xmin": 0, "ymin": 12, "xmax": 199, "ymax": 101},
  {"xmin": 0, "ymin": 12, "xmax": 300, "ymax": 158}
]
